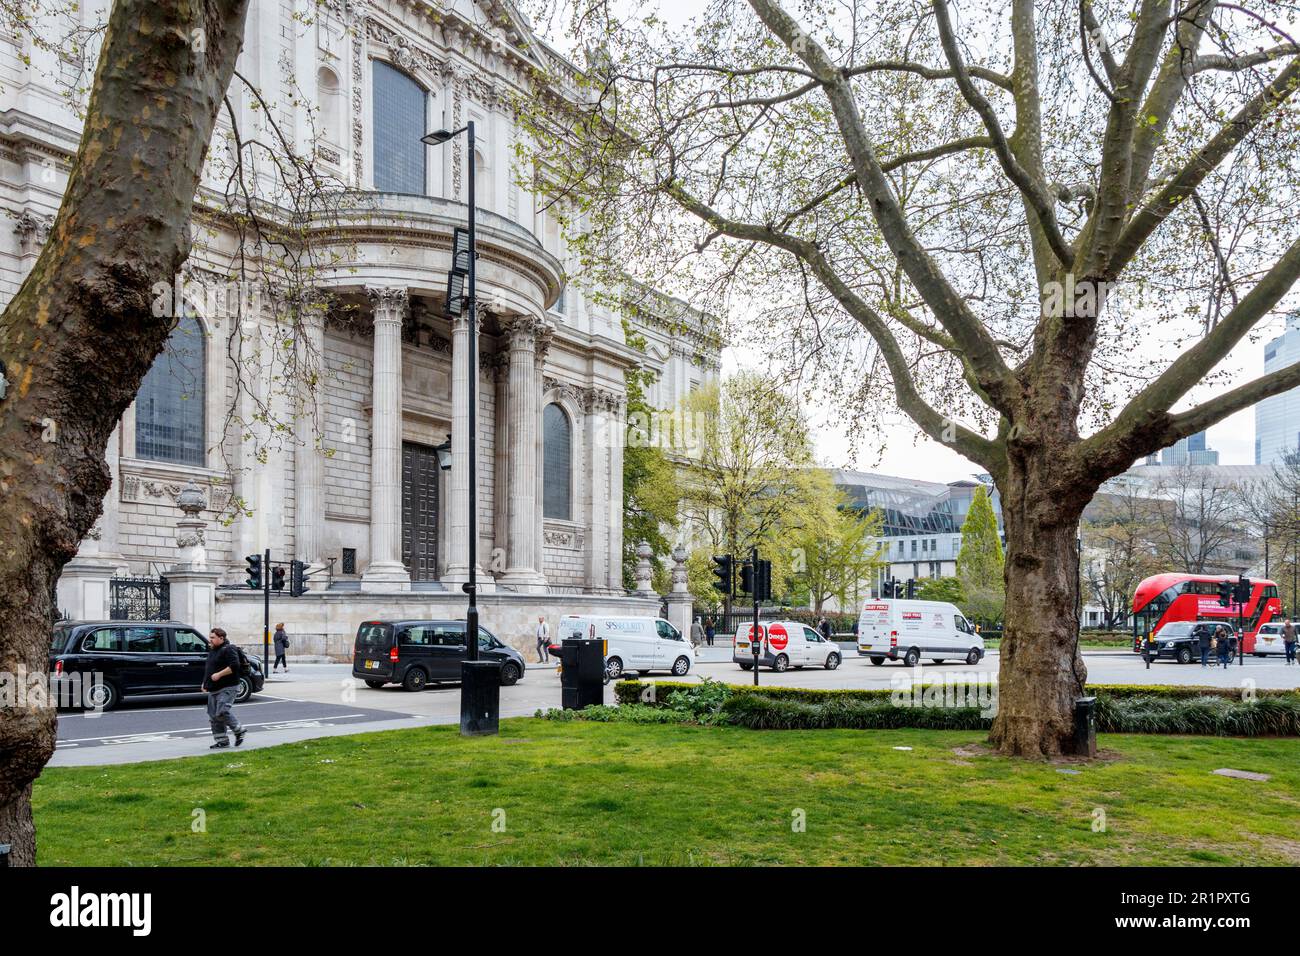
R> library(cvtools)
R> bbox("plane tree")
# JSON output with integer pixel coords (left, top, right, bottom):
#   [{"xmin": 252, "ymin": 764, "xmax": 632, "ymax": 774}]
[{"xmin": 519, "ymin": 0, "xmax": 1300, "ymax": 754}]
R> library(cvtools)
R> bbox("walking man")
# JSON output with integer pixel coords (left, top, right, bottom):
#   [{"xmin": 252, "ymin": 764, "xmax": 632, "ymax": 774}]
[
  {"xmin": 272, "ymin": 622, "xmax": 289, "ymax": 673},
  {"xmin": 1197, "ymin": 624, "xmax": 1211, "ymax": 668},
  {"xmin": 203, "ymin": 628, "xmax": 244, "ymax": 750},
  {"xmin": 690, "ymin": 618, "xmax": 704, "ymax": 648},
  {"xmin": 1285, "ymin": 617, "xmax": 1297, "ymax": 665},
  {"xmin": 535, "ymin": 615, "xmax": 550, "ymax": 663}
]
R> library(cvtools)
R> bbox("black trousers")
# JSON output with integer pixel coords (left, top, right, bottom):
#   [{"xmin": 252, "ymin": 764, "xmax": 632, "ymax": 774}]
[{"xmin": 274, "ymin": 651, "xmax": 287, "ymax": 669}]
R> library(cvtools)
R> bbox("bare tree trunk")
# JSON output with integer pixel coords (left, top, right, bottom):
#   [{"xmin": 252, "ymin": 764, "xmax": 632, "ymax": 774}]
[
  {"xmin": 990, "ymin": 455, "xmax": 1090, "ymax": 756},
  {"xmin": 0, "ymin": 0, "xmax": 250, "ymax": 865}
]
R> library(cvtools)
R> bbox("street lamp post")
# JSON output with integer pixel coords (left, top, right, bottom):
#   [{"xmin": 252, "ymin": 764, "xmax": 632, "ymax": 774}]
[{"xmin": 423, "ymin": 121, "xmax": 499, "ymax": 735}]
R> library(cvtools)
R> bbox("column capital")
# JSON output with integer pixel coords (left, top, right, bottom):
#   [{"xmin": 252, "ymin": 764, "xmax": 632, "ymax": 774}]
[
  {"xmin": 501, "ymin": 313, "xmax": 547, "ymax": 350},
  {"xmin": 367, "ymin": 286, "xmax": 408, "ymax": 324}
]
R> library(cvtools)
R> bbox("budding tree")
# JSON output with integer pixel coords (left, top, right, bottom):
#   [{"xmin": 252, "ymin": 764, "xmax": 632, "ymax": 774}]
[{"xmin": 519, "ymin": 0, "xmax": 1300, "ymax": 754}]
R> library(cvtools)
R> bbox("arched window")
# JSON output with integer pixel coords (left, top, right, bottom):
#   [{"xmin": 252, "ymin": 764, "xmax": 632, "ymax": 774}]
[
  {"xmin": 372, "ymin": 60, "xmax": 426, "ymax": 194},
  {"xmin": 318, "ymin": 67, "xmax": 341, "ymax": 145},
  {"xmin": 543, "ymin": 403, "xmax": 572, "ymax": 520},
  {"xmin": 136, "ymin": 313, "xmax": 206, "ymax": 466}
]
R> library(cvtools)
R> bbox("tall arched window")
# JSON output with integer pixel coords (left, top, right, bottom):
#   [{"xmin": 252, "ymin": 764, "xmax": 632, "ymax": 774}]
[
  {"xmin": 136, "ymin": 313, "xmax": 206, "ymax": 466},
  {"xmin": 543, "ymin": 403, "xmax": 572, "ymax": 520},
  {"xmin": 372, "ymin": 60, "xmax": 426, "ymax": 194}
]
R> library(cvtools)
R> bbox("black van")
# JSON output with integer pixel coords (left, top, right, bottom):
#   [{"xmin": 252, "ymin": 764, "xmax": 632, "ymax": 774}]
[
  {"xmin": 50, "ymin": 620, "xmax": 265, "ymax": 711},
  {"xmin": 352, "ymin": 619, "xmax": 526, "ymax": 691}
]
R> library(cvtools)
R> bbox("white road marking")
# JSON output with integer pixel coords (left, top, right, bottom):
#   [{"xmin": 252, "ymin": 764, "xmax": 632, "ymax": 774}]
[{"xmin": 58, "ymin": 714, "xmax": 369, "ymax": 744}]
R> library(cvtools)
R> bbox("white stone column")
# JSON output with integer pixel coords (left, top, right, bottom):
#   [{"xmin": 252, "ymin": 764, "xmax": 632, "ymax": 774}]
[
  {"xmin": 534, "ymin": 322, "xmax": 554, "ymax": 582},
  {"xmin": 294, "ymin": 308, "xmax": 327, "ymax": 575},
  {"xmin": 607, "ymin": 395, "xmax": 627, "ymax": 591},
  {"xmin": 445, "ymin": 305, "xmax": 482, "ymax": 584},
  {"xmin": 499, "ymin": 314, "xmax": 547, "ymax": 589},
  {"xmin": 585, "ymin": 390, "xmax": 612, "ymax": 592},
  {"xmin": 666, "ymin": 546, "xmax": 694, "ymax": 640},
  {"xmin": 361, "ymin": 287, "xmax": 410, "ymax": 591}
]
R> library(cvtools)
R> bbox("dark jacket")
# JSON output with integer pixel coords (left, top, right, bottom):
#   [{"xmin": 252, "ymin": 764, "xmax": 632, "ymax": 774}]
[
  {"xmin": 818, "ymin": 620, "xmax": 832, "ymax": 640},
  {"xmin": 274, "ymin": 628, "xmax": 289, "ymax": 652},
  {"xmin": 1197, "ymin": 627, "xmax": 1212, "ymax": 650},
  {"xmin": 204, "ymin": 642, "xmax": 242, "ymax": 691}
]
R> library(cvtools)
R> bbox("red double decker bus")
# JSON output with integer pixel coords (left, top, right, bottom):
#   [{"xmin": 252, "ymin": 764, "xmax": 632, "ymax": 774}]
[{"xmin": 1130, "ymin": 573, "xmax": 1281, "ymax": 654}]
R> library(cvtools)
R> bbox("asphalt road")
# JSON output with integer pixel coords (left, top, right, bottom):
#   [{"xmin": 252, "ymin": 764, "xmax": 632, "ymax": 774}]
[{"xmin": 48, "ymin": 648, "xmax": 1300, "ymax": 767}]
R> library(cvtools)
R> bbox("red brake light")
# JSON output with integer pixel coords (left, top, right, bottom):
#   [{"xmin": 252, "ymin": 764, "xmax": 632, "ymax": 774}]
[
  {"xmin": 890, "ymin": 631, "xmax": 898, "ymax": 646},
  {"xmin": 389, "ymin": 646, "xmax": 399, "ymax": 663},
  {"xmin": 54, "ymin": 660, "xmax": 63, "ymax": 676}
]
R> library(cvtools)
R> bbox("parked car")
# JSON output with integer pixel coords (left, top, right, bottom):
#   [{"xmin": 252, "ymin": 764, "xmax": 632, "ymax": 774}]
[
  {"xmin": 49, "ymin": 620, "xmax": 264, "ymax": 711},
  {"xmin": 352, "ymin": 619, "xmax": 526, "ymax": 691},
  {"xmin": 1148, "ymin": 620, "xmax": 1236, "ymax": 664},
  {"xmin": 1254, "ymin": 621, "xmax": 1288, "ymax": 657},
  {"xmin": 554, "ymin": 615, "xmax": 694, "ymax": 679},
  {"xmin": 855, "ymin": 599, "xmax": 983, "ymax": 666},
  {"xmin": 734, "ymin": 620, "xmax": 841, "ymax": 672}
]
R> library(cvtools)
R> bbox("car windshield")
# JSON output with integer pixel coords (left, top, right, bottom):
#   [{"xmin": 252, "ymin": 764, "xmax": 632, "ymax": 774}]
[
  {"xmin": 1156, "ymin": 622, "xmax": 1194, "ymax": 638},
  {"xmin": 50, "ymin": 627, "xmax": 70, "ymax": 653}
]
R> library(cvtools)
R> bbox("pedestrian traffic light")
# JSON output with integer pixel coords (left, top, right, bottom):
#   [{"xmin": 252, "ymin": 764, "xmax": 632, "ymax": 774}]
[
  {"xmin": 905, "ymin": 578, "xmax": 916, "ymax": 599},
  {"xmin": 271, "ymin": 564, "xmax": 286, "ymax": 592},
  {"xmin": 755, "ymin": 559, "xmax": 772, "ymax": 601},
  {"xmin": 739, "ymin": 559, "xmax": 754, "ymax": 595},
  {"xmin": 290, "ymin": 559, "xmax": 308, "ymax": 597},
  {"xmin": 711, "ymin": 554, "xmax": 733, "ymax": 596},
  {"xmin": 1218, "ymin": 580, "xmax": 1233, "ymax": 607},
  {"xmin": 245, "ymin": 554, "xmax": 262, "ymax": 590},
  {"xmin": 1233, "ymin": 576, "xmax": 1252, "ymax": 605}
]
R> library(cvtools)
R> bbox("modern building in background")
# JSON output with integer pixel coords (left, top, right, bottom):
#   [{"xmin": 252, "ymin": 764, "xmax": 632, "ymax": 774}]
[
  {"xmin": 12, "ymin": 0, "xmax": 719, "ymax": 655},
  {"xmin": 1256, "ymin": 312, "xmax": 1300, "ymax": 466},
  {"xmin": 830, "ymin": 469, "xmax": 1003, "ymax": 591},
  {"xmin": 1145, "ymin": 430, "xmax": 1220, "ymax": 466}
]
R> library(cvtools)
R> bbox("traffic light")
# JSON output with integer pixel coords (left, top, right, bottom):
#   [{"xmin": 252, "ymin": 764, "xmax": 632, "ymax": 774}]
[
  {"xmin": 755, "ymin": 559, "xmax": 772, "ymax": 601},
  {"xmin": 245, "ymin": 554, "xmax": 262, "ymax": 590},
  {"xmin": 905, "ymin": 579, "xmax": 916, "ymax": 599},
  {"xmin": 271, "ymin": 564, "xmax": 286, "ymax": 592},
  {"xmin": 290, "ymin": 559, "xmax": 308, "ymax": 597},
  {"xmin": 739, "ymin": 559, "xmax": 754, "ymax": 595},
  {"xmin": 711, "ymin": 554, "xmax": 734, "ymax": 596},
  {"xmin": 1233, "ymin": 576, "xmax": 1252, "ymax": 605},
  {"xmin": 1218, "ymin": 580, "xmax": 1233, "ymax": 607}
]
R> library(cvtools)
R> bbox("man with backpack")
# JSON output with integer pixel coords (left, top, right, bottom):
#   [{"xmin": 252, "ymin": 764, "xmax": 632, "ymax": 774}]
[{"xmin": 203, "ymin": 627, "xmax": 245, "ymax": 749}]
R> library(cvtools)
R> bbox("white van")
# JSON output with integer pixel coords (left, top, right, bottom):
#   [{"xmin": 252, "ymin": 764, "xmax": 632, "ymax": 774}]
[
  {"xmin": 733, "ymin": 620, "xmax": 842, "ymax": 672},
  {"xmin": 555, "ymin": 615, "xmax": 694, "ymax": 679},
  {"xmin": 856, "ymin": 599, "xmax": 984, "ymax": 666}
]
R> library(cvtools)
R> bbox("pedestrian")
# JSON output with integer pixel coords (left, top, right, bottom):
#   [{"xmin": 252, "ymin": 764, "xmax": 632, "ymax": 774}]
[
  {"xmin": 1284, "ymin": 618, "xmax": 1297, "ymax": 665},
  {"xmin": 272, "ymin": 621, "xmax": 289, "ymax": 673},
  {"xmin": 690, "ymin": 618, "xmax": 704, "ymax": 648},
  {"xmin": 1197, "ymin": 623, "xmax": 1211, "ymax": 668},
  {"xmin": 535, "ymin": 615, "xmax": 550, "ymax": 663},
  {"xmin": 203, "ymin": 628, "xmax": 244, "ymax": 750},
  {"xmin": 704, "ymin": 617, "xmax": 715, "ymax": 647},
  {"xmin": 1215, "ymin": 624, "xmax": 1231, "ymax": 667},
  {"xmin": 818, "ymin": 616, "xmax": 832, "ymax": 642}
]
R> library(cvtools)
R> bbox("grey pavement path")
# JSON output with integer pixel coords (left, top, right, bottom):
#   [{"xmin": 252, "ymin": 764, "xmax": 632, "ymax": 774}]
[{"xmin": 50, "ymin": 649, "xmax": 1300, "ymax": 767}]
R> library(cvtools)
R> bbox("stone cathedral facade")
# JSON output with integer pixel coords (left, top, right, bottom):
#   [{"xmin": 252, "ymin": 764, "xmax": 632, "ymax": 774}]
[{"xmin": 4, "ymin": 0, "xmax": 720, "ymax": 654}]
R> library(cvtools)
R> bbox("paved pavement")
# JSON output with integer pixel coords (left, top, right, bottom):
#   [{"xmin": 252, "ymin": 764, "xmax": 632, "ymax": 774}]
[{"xmin": 49, "ymin": 650, "xmax": 1300, "ymax": 767}]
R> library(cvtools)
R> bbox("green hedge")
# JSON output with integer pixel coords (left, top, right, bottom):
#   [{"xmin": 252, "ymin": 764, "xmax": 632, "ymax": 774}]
[
  {"xmin": 616, "ymin": 680, "xmax": 1299, "ymax": 707},
  {"xmin": 606, "ymin": 680, "xmax": 1300, "ymax": 736}
]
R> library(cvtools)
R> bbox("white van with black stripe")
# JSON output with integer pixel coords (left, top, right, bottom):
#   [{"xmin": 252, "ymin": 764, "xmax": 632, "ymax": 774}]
[{"xmin": 856, "ymin": 599, "xmax": 984, "ymax": 666}]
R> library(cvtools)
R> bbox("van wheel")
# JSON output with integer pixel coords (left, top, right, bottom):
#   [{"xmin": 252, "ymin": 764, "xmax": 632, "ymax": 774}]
[
  {"xmin": 825, "ymin": 653, "xmax": 840, "ymax": 670},
  {"xmin": 1176, "ymin": 646, "xmax": 1193, "ymax": 665},
  {"xmin": 772, "ymin": 654, "xmax": 790, "ymax": 673},
  {"xmin": 84, "ymin": 679, "xmax": 120, "ymax": 712},
  {"xmin": 499, "ymin": 662, "xmax": 521, "ymax": 686},
  {"xmin": 965, "ymin": 648, "xmax": 981, "ymax": 666},
  {"xmin": 364, "ymin": 679, "xmax": 385, "ymax": 689},
  {"xmin": 402, "ymin": 669, "xmax": 428, "ymax": 692},
  {"xmin": 931, "ymin": 659, "xmax": 945, "ymax": 665},
  {"xmin": 739, "ymin": 662, "xmax": 753, "ymax": 671},
  {"xmin": 672, "ymin": 656, "xmax": 691, "ymax": 676},
  {"xmin": 235, "ymin": 677, "xmax": 254, "ymax": 703},
  {"xmin": 903, "ymin": 647, "xmax": 921, "ymax": 667},
  {"xmin": 870, "ymin": 657, "xmax": 885, "ymax": 667},
  {"xmin": 605, "ymin": 657, "xmax": 624, "ymax": 680}
]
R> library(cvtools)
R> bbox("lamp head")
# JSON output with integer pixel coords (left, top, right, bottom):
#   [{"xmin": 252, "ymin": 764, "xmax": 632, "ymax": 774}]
[{"xmin": 422, "ymin": 129, "xmax": 455, "ymax": 145}]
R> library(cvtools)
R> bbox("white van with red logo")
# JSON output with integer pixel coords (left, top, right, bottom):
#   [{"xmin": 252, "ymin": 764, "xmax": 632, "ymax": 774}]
[
  {"xmin": 856, "ymin": 599, "xmax": 983, "ymax": 666},
  {"xmin": 733, "ymin": 620, "xmax": 842, "ymax": 672}
]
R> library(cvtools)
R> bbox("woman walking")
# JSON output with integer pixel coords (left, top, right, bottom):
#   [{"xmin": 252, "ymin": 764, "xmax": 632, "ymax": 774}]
[{"xmin": 273, "ymin": 622, "xmax": 289, "ymax": 673}]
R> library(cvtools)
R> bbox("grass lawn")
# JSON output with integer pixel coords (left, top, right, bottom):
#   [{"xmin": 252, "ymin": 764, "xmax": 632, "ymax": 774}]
[{"xmin": 32, "ymin": 719, "xmax": 1300, "ymax": 866}]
